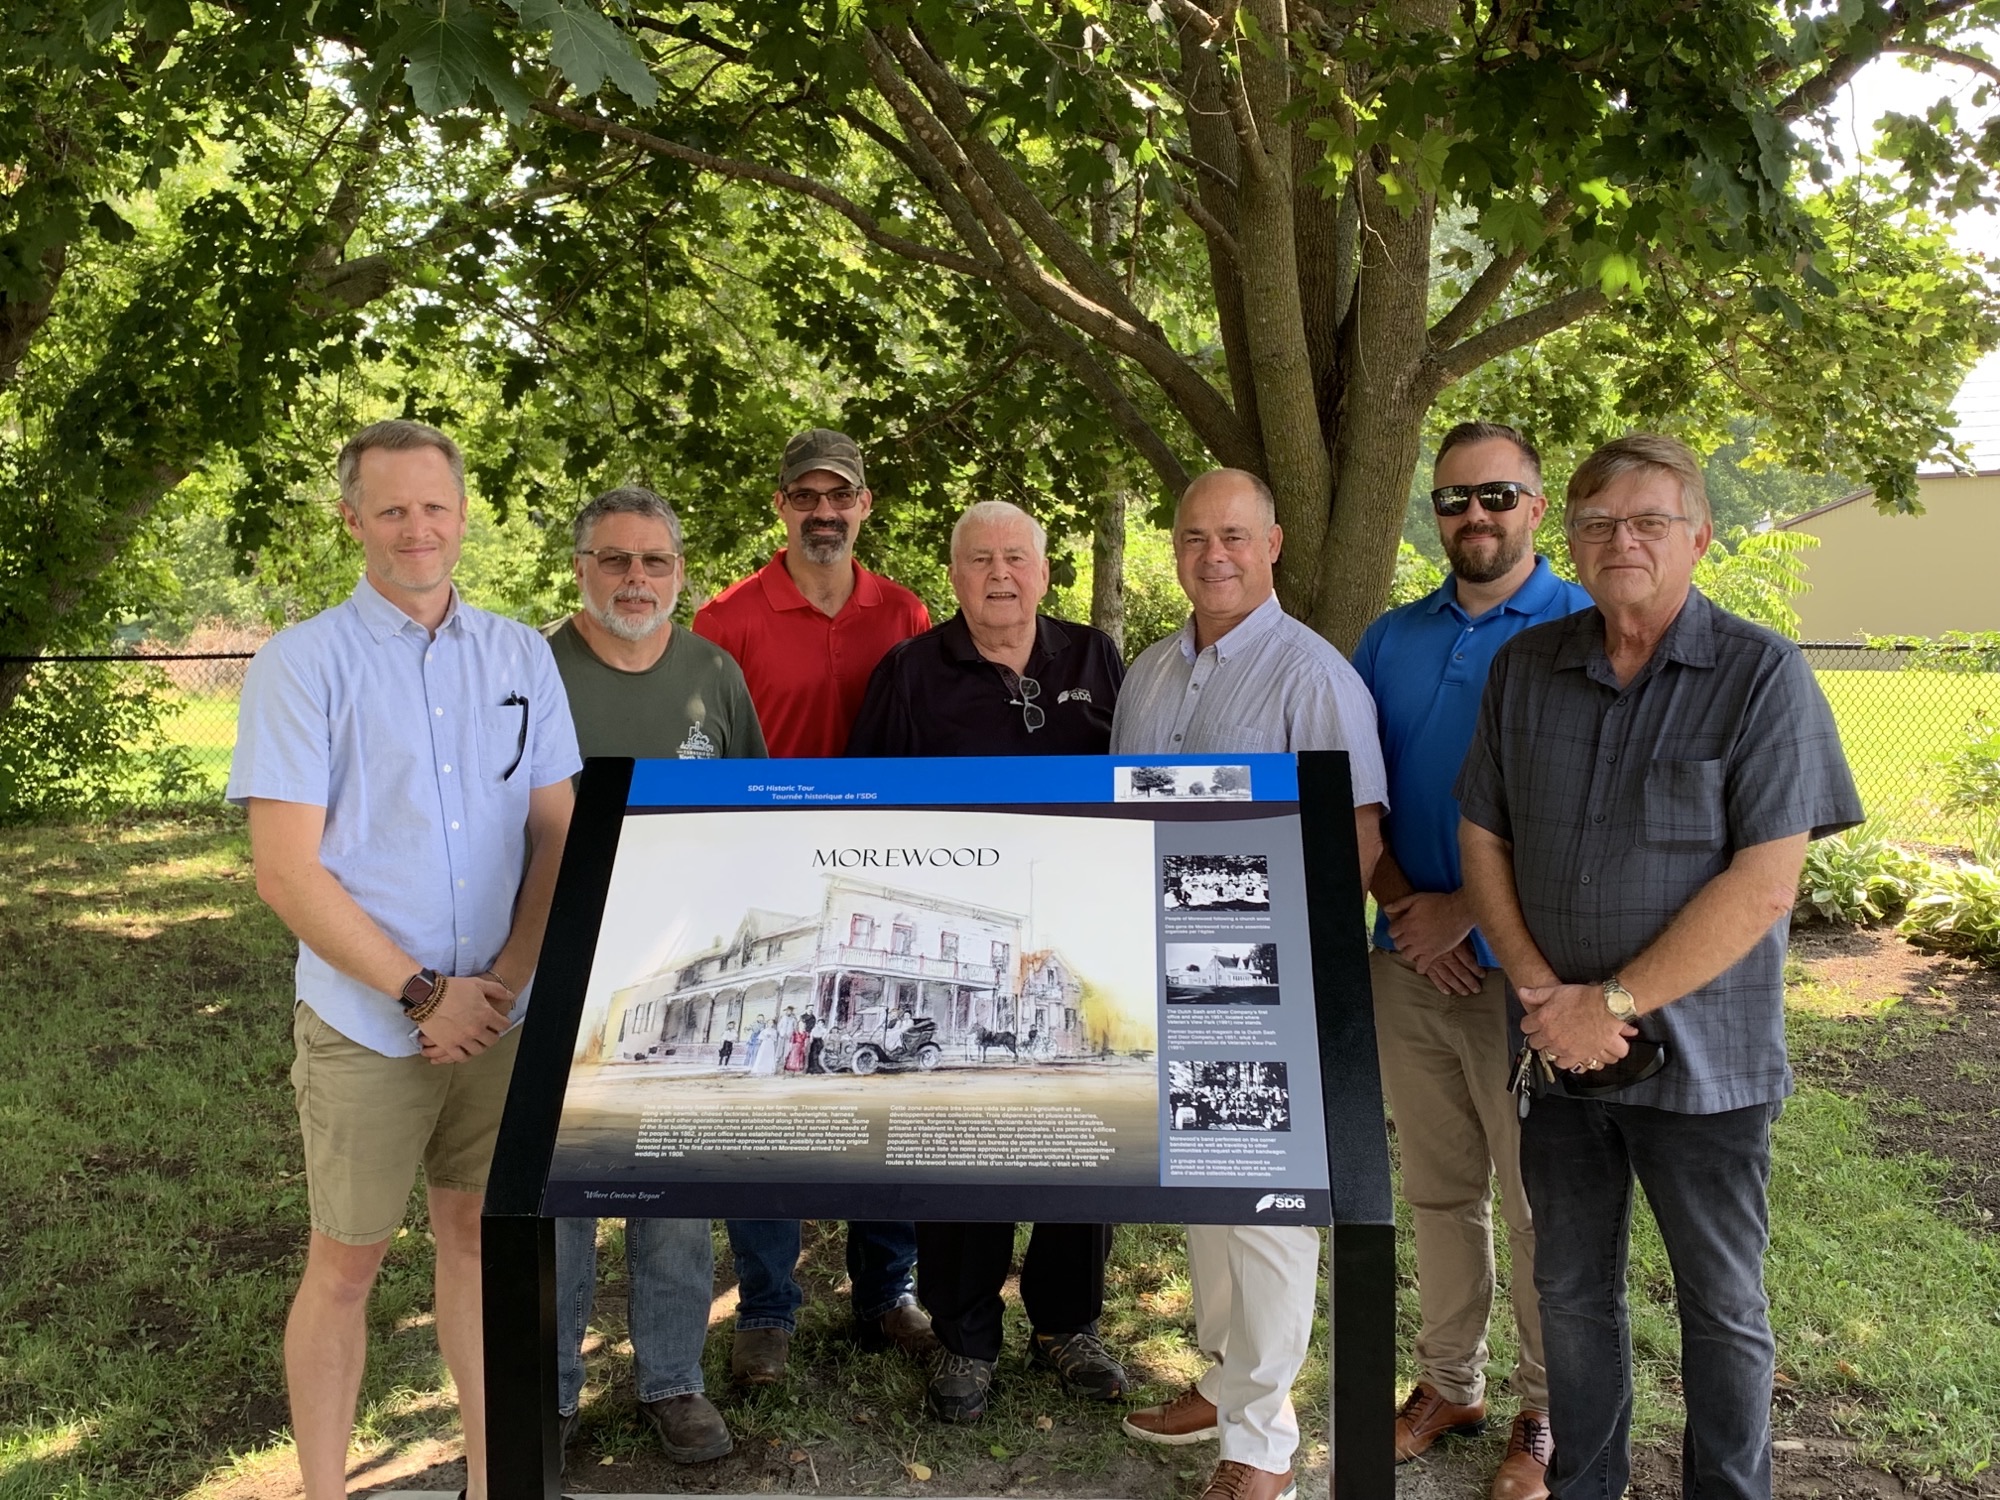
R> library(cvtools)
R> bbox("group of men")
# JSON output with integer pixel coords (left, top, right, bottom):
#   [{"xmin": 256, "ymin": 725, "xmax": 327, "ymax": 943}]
[{"xmin": 230, "ymin": 411, "xmax": 1858, "ymax": 1500}]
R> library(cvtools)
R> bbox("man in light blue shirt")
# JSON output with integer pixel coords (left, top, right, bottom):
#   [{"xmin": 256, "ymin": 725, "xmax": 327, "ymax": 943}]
[
  {"xmin": 1351, "ymin": 421, "xmax": 1588, "ymax": 1500},
  {"xmin": 228, "ymin": 419, "xmax": 580, "ymax": 1500}
]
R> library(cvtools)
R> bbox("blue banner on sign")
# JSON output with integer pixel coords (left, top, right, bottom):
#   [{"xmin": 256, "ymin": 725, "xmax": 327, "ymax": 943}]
[{"xmin": 623, "ymin": 753, "xmax": 1300, "ymax": 809}]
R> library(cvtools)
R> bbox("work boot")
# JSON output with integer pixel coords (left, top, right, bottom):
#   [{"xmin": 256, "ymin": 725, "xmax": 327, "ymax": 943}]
[
  {"xmin": 639, "ymin": 1392, "xmax": 734, "ymax": 1464},
  {"xmin": 730, "ymin": 1325, "xmax": 790, "ymax": 1386},
  {"xmin": 1030, "ymin": 1323, "xmax": 1129, "ymax": 1400},
  {"xmin": 864, "ymin": 1294, "xmax": 941, "ymax": 1359}
]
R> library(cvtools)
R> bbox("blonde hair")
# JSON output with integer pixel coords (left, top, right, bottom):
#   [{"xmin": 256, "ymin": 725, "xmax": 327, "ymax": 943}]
[{"xmin": 336, "ymin": 419, "xmax": 466, "ymax": 509}]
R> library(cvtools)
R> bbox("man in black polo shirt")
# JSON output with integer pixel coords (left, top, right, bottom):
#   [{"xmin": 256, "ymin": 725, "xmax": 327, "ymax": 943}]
[{"xmin": 848, "ymin": 500, "xmax": 1127, "ymax": 1423}]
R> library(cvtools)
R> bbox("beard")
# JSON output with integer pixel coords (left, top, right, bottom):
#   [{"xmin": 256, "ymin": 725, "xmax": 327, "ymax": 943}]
[
  {"xmin": 799, "ymin": 517, "xmax": 850, "ymax": 564},
  {"xmin": 1444, "ymin": 523, "xmax": 1531, "ymax": 585},
  {"xmin": 589, "ymin": 586, "xmax": 672, "ymax": 642}
]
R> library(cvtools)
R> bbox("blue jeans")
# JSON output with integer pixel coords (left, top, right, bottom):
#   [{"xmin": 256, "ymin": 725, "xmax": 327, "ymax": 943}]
[
  {"xmin": 726, "ymin": 1219, "xmax": 918, "ymax": 1329},
  {"xmin": 1521, "ymin": 1095, "xmax": 1780, "ymax": 1500},
  {"xmin": 556, "ymin": 1217, "xmax": 711, "ymax": 1415}
]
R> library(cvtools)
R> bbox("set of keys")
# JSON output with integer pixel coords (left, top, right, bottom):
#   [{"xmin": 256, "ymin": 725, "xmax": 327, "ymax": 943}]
[{"xmin": 1509, "ymin": 1041, "xmax": 1556, "ymax": 1118}]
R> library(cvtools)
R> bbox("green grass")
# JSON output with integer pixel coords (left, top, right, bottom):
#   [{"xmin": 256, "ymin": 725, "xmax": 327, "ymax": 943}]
[
  {"xmin": 1815, "ymin": 669, "xmax": 2000, "ymax": 848},
  {"xmin": 149, "ymin": 694, "xmax": 240, "ymax": 797},
  {"xmin": 5, "ymin": 818, "xmax": 2000, "ymax": 1495}
]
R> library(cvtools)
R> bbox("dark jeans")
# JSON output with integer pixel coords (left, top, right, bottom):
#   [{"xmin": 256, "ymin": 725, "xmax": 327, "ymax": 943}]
[
  {"xmin": 1521, "ymin": 1094, "xmax": 1780, "ymax": 1500},
  {"xmin": 727, "ymin": 1218, "xmax": 918, "ymax": 1330},
  {"xmin": 916, "ymin": 1221, "xmax": 1112, "ymax": 1362}
]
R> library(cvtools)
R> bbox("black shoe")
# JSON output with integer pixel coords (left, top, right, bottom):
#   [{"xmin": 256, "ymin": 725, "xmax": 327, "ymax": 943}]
[
  {"xmin": 639, "ymin": 1391, "xmax": 734, "ymax": 1464},
  {"xmin": 926, "ymin": 1349, "xmax": 996, "ymax": 1423},
  {"xmin": 1030, "ymin": 1323, "xmax": 1128, "ymax": 1400},
  {"xmin": 558, "ymin": 1406, "xmax": 579, "ymax": 1457}
]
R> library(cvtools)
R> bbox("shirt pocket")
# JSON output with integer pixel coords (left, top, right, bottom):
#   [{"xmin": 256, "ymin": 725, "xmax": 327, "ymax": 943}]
[
  {"xmin": 1641, "ymin": 758, "xmax": 1725, "ymax": 850},
  {"xmin": 478, "ymin": 703, "xmax": 530, "ymax": 782},
  {"xmin": 1210, "ymin": 724, "xmax": 1279, "ymax": 754}
]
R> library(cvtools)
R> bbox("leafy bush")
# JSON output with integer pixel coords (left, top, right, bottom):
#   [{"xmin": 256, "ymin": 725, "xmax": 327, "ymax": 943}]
[
  {"xmin": 1795, "ymin": 831, "xmax": 1928, "ymax": 925},
  {"xmin": 0, "ymin": 661, "xmax": 203, "ymax": 821},
  {"xmin": 1937, "ymin": 712, "xmax": 2000, "ymax": 862},
  {"xmin": 1899, "ymin": 860, "xmax": 2000, "ymax": 966},
  {"xmin": 1692, "ymin": 527, "xmax": 1818, "ymax": 640}
]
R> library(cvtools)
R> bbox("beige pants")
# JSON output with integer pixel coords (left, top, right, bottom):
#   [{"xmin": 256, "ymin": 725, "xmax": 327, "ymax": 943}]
[
  {"xmin": 1188, "ymin": 1222, "xmax": 1318, "ymax": 1472},
  {"xmin": 1371, "ymin": 948, "xmax": 1547, "ymax": 1411}
]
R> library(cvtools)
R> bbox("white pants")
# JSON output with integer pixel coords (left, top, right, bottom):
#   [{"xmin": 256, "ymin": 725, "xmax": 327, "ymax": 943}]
[{"xmin": 1189, "ymin": 1222, "xmax": 1320, "ymax": 1472}]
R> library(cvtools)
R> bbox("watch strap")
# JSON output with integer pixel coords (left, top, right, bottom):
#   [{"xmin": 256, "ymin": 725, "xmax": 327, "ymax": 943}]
[{"xmin": 398, "ymin": 967, "xmax": 441, "ymax": 1013}]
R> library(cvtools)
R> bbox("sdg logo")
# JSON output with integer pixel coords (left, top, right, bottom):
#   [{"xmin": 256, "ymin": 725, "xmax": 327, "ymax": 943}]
[{"xmin": 1253, "ymin": 1192, "xmax": 1307, "ymax": 1214}]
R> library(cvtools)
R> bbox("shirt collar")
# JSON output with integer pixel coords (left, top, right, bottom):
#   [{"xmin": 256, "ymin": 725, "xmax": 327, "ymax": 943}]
[
  {"xmin": 1426, "ymin": 555, "xmax": 1566, "ymax": 622},
  {"xmin": 756, "ymin": 550, "xmax": 882, "ymax": 614},
  {"xmin": 940, "ymin": 612, "xmax": 1072, "ymax": 668},
  {"xmin": 1177, "ymin": 592, "xmax": 1283, "ymax": 663},
  {"xmin": 350, "ymin": 575, "xmax": 461, "ymax": 641},
  {"xmin": 1555, "ymin": 587, "xmax": 1716, "ymax": 681}
]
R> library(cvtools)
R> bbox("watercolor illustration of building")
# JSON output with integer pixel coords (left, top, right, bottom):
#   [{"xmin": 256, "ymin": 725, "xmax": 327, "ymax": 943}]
[{"xmin": 601, "ymin": 876, "xmax": 1090, "ymax": 1062}]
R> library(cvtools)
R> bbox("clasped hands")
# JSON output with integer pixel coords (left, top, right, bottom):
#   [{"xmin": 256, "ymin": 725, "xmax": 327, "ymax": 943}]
[
  {"xmin": 418, "ymin": 972, "xmax": 516, "ymax": 1064},
  {"xmin": 1517, "ymin": 982, "xmax": 1637, "ymax": 1074},
  {"xmin": 1382, "ymin": 891, "xmax": 1484, "ymax": 995}
]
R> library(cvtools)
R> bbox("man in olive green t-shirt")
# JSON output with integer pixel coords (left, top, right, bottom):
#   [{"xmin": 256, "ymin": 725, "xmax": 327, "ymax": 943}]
[
  {"xmin": 544, "ymin": 486, "xmax": 762, "ymax": 1467},
  {"xmin": 547, "ymin": 488, "xmax": 766, "ymax": 760}
]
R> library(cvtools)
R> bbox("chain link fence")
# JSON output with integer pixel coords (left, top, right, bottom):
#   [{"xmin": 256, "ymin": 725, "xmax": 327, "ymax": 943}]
[{"xmin": 2, "ymin": 643, "xmax": 1997, "ymax": 840}]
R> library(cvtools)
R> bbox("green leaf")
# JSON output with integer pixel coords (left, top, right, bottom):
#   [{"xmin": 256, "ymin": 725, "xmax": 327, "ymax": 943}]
[
  {"xmin": 514, "ymin": 0, "xmax": 659, "ymax": 106},
  {"xmin": 82, "ymin": 0, "xmax": 127, "ymax": 43},
  {"xmin": 88, "ymin": 201, "xmax": 137, "ymax": 245},
  {"xmin": 388, "ymin": 3, "xmax": 530, "ymax": 122}
]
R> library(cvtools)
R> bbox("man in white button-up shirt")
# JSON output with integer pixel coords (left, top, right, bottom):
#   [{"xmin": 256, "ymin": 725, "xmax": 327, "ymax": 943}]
[
  {"xmin": 228, "ymin": 420, "xmax": 580, "ymax": 1500},
  {"xmin": 1111, "ymin": 468, "xmax": 1385, "ymax": 1500}
]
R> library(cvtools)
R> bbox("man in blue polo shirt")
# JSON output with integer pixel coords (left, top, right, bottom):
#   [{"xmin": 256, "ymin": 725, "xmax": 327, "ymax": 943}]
[{"xmin": 1353, "ymin": 422, "xmax": 1589, "ymax": 1500}]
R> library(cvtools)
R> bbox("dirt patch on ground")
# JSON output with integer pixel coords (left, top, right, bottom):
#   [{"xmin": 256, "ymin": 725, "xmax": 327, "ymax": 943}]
[{"xmin": 1791, "ymin": 923, "xmax": 2000, "ymax": 1227}]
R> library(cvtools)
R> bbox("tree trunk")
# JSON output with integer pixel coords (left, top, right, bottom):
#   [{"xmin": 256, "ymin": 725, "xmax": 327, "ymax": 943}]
[{"xmin": 1091, "ymin": 486, "xmax": 1127, "ymax": 653}]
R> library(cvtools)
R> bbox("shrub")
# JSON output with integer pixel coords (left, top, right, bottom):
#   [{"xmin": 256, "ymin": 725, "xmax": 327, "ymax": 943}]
[
  {"xmin": 0, "ymin": 660, "xmax": 202, "ymax": 821},
  {"xmin": 1899, "ymin": 860, "xmax": 2000, "ymax": 967},
  {"xmin": 1795, "ymin": 831, "xmax": 1928, "ymax": 925},
  {"xmin": 1937, "ymin": 712, "xmax": 2000, "ymax": 862}
]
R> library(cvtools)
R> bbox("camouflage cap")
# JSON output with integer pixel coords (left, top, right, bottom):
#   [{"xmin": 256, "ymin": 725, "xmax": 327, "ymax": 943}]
[{"xmin": 779, "ymin": 428, "xmax": 866, "ymax": 489}]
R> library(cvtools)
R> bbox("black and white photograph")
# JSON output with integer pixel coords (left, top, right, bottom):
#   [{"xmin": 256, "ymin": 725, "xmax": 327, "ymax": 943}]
[
  {"xmin": 1163, "ymin": 941, "xmax": 1280, "ymax": 1005},
  {"xmin": 1162, "ymin": 853, "xmax": 1271, "ymax": 912},
  {"xmin": 1168, "ymin": 1061, "xmax": 1291, "ymax": 1132},
  {"xmin": 1114, "ymin": 763, "xmax": 1252, "ymax": 802}
]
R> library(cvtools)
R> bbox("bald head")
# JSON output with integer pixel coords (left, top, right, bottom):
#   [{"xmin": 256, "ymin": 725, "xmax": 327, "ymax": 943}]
[{"xmin": 1176, "ymin": 468, "xmax": 1277, "ymax": 530}]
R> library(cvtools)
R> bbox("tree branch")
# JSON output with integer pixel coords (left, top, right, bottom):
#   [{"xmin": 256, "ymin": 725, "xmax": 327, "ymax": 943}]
[
  {"xmin": 1424, "ymin": 286, "xmax": 1608, "ymax": 389},
  {"xmin": 530, "ymin": 99, "xmax": 998, "ymax": 283},
  {"xmin": 1886, "ymin": 41, "xmax": 2000, "ymax": 88},
  {"xmin": 1427, "ymin": 191, "xmax": 1571, "ymax": 350}
]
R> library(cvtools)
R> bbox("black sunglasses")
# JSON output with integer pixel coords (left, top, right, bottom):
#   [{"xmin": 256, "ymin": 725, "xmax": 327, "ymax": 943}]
[{"xmin": 1430, "ymin": 480, "xmax": 1538, "ymax": 517}]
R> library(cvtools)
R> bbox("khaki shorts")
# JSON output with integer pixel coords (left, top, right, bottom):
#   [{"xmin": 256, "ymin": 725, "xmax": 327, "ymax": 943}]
[{"xmin": 290, "ymin": 1002, "xmax": 522, "ymax": 1245}]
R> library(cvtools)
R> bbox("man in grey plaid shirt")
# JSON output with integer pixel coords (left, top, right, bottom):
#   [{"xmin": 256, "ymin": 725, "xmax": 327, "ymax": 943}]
[{"xmin": 1456, "ymin": 434, "xmax": 1861, "ymax": 1500}]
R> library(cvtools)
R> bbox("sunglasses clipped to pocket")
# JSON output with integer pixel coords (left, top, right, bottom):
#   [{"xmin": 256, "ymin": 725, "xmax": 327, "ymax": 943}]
[
  {"xmin": 1430, "ymin": 480, "xmax": 1537, "ymax": 517},
  {"xmin": 1510, "ymin": 1036, "xmax": 1669, "ymax": 1111}
]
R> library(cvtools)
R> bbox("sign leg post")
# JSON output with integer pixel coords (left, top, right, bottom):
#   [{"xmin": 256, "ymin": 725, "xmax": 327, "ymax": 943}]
[
  {"xmin": 482, "ymin": 1212, "xmax": 562, "ymax": 1500},
  {"xmin": 1329, "ymin": 1220, "xmax": 1396, "ymax": 1498}
]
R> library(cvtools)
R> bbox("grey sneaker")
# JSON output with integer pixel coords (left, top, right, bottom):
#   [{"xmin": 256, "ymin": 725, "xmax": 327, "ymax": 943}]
[
  {"xmin": 638, "ymin": 1391, "xmax": 733, "ymax": 1464},
  {"xmin": 1030, "ymin": 1323, "xmax": 1129, "ymax": 1400},
  {"xmin": 926, "ymin": 1349, "xmax": 996, "ymax": 1423},
  {"xmin": 730, "ymin": 1324, "xmax": 791, "ymax": 1385}
]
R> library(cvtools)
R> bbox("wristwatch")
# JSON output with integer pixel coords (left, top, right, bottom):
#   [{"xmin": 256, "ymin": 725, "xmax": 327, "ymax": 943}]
[
  {"xmin": 398, "ymin": 968, "xmax": 442, "ymax": 1013},
  {"xmin": 1603, "ymin": 978, "xmax": 1639, "ymax": 1023}
]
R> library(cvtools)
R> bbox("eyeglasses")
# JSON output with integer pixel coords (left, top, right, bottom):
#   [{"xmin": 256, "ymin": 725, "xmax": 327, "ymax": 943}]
[
  {"xmin": 1567, "ymin": 513, "xmax": 1689, "ymax": 544},
  {"xmin": 1005, "ymin": 671, "xmax": 1044, "ymax": 734},
  {"xmin": 1430, "ymin": 481, "xmax": 1537, "ymax": 517},
  {"xmin": 575, "ymin": 548, "xmax": 679, "ymax": 576},
  {"xmin": 781, "ymin": 486, "xmax": 864, "ymax": 512}
]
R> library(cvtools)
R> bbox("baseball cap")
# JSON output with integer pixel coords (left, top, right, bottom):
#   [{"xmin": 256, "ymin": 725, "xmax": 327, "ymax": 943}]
[{"xmin": 780, "ymin": 428, "xmax": 866, "ymax": 489}]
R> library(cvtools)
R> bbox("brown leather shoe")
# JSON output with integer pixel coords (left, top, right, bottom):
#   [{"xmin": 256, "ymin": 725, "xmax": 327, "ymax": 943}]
[
  {"xmin": 872, "ymin": 1295, "xmax": 941, "ymax": 1359},
  {"xmin": 1489, "ymin": 1409, "xmax": 1553, "ymax": 1500},
  {"xmin": 730, "ymin": 1325, "xmax": 790, "ymax": 1385},
  {"xmin": 1394, "ymin": 1381, "xmax": 1487, "ymax": 1461},
  {"xmin": 1121, "ymin": 1384, "xmax": 1219, "ymax": 1444},
  {"xmin": 1198, "ymin": 1459, "xmax": 1297, "ymax": 1500}
]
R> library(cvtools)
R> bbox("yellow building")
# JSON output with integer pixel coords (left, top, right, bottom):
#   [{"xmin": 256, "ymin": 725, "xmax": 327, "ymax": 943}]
[{"xmin": 1776, "ymin": 350, "xmax": 2000, "ymax": 642}]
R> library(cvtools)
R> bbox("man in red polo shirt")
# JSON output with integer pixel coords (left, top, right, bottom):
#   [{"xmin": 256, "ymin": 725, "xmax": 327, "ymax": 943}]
[
  {"xmin": 695, "ymin": 428, "xmax": 930, "ymax": 758},
  {"xmin": 692, "ymin": 427, "xmax": 934, "ymax": 1385}
]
